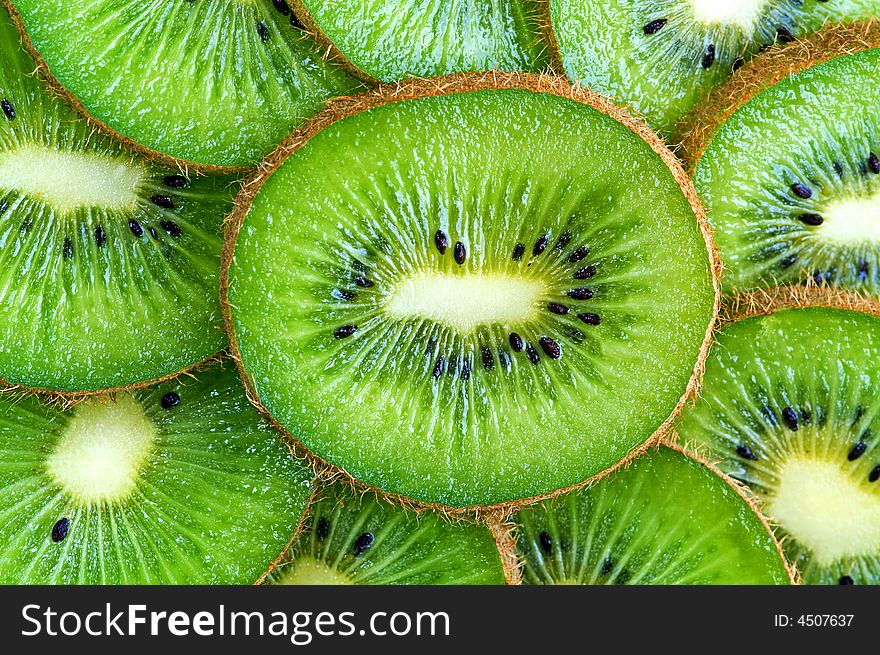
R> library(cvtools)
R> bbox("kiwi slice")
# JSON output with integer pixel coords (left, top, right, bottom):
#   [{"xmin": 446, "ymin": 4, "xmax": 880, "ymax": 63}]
[
  {"xmin": 0, "ymin": 8, "xmax": 236, "ymax": 393},
  {"xmin": 511, "ymin": 446, "xmax": 791, "ymax": 584},
  {"xmin": 0, "ymin": 363, "xmax": 312, "ymax": 584},
  {"xmin": 693, "ymin": 48, "xmax": 880, "ymax": 296},
  {"xmin": 293, "ymin": 0, "xmax": 550, "ymax": 82},
  {"xmin": 676, "ymin": 304, "xmax": 880, "ymax": 584},
  {"xmin": 545, "ymin": 0, "xmax": 878, "ymax": 136},
  {"xmin": 267, "ymin": 485, "xmax": 506, "ymax": 585},
  {"xmin": 6, "ymin": 0, "xmax": 361, "ymax": 169},
  {"xmin": 224, "ymin": 75, "xmax": 718, "ymax": 509}
]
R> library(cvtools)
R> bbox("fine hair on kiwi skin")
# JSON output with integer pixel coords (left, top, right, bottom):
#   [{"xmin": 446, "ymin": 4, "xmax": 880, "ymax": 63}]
[
  {"xmin": 678, "ymin": 19, "xmax": 880, "ymax": 168},
  {"xmin": 221, "ymin": 71, "xmax": 723, "ymax": 515}
]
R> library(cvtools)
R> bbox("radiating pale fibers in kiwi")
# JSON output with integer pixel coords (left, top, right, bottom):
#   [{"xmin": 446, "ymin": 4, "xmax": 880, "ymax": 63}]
[
  {"xmin": 677, "ymin": 307, "xmax": 880, "ymax": 584},
  {"xmin": 549, "ymin": 0, "xmax": 879, "ymax": 135},
  {"xmin": 297, "ymin": 0, "xmax": 549, "ymax": 82},
  {"xmin": 695, "ymin": 50, "xmax": 880, "ymax": 295},
  {"xmin": 227, "ymin": 88, "xmax": 715, "ymax": 507},
  {"xmin": 10, "ymin": 0, "xmax": 361, "ymax": 167},
  {"xmin": 514, "ymin": 447, "xmax": 790, "ymax": 585},
  {"xmin": 0, "ymin": 365, "xmax": 312, "ymax": 584}
]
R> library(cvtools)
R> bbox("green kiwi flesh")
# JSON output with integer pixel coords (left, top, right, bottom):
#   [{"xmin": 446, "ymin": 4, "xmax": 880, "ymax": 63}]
[
  {"xmin": 0, "ymin": 8, "xmax": 236, "ymax": 392},
  {"xmin": 267, "ymin": 485, "xmax": 505, "ymax": 585},
  {"xmin": 0, "ymin": 363, "xmax": 312, "ymax": 584},
  {"xmin": 513, "ymin": 446, "xmax": 790, "ymax": 584},
  {"xmin": 548, "ymin": 0, "xmax": 879, "ymax": 136},
  {"xmin": 295, "ymin": 0, "xmax": 550, "ymax": 82},
  {"xmin": 225, "ymin": 81, "xmax": 716, "ymax": 508},
  {"xmin": 695, "ymin": 50, "xmax": 880, "ymax": 295},
  {"xmin": 7, "ymin": 0, "xmax": 361, "ymax": 168},
  {"xmin": 676, "ymin": 306, "xmax": 880, "ymax": 585}
]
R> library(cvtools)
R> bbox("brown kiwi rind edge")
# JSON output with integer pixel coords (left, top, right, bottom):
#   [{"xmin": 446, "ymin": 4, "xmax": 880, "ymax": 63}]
[
  {"xmin": 677, "ymin": 19, "xmax": 880, "ymax": 170},
  {"xmin": 220, "ymin": 71, "xmax": 723, "ymax": 521}
]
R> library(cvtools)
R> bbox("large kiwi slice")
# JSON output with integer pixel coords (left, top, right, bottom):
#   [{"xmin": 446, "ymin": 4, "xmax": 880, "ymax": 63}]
[
  {"xmin": 692, "ymin": 47, "xmax": 880, "ymax": 296},
  {"xmin": 511, "ymin": 446, "xmax": 792, "ymax": 585},
  {"xmin": 676, "ymin": 303, "xmax": 880, "ymax": 584},
  {"xmin": 223, "ymin": 75, "xmax": 718, "ymax": 509},
  {"xmin": 545, "ymin": 0, "xmax": 878, "ymax": 136},
  {"xmin": 267, "ymin": 485, "xmax": 506, "ymax": 585},
  {"xmin": 0, "ymin": 363, "xmax": 312, "ymax": 584},
  {"xmin": 6, "ymin": 0, "xmax": 361, "ymax": 169},
  {"xmin": 293, "ymin": 0, "xmax": 550, "ymax": 82},
  {"xmin": 0, "ymin": 8, "xmax": 234, "ymax": 393}
]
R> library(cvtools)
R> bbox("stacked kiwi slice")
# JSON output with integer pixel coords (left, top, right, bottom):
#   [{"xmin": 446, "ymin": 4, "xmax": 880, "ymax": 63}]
[{"xmin": 5, "ymin": 0, "xmax": 880, "ymax": 587}]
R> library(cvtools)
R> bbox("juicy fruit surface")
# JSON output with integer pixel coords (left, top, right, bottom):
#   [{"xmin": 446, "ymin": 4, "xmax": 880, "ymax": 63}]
[
  {"xmin": 298, "ymin": 0, "xmax": 549, "ymax": 82},
  {"xmin": 550, "ymin": 0, "xmax": 878, "ymax": 135},
  {"xmin": 227, "ymin": 87, "xmax": 715, "ymax": 507},
  {"xmin": 0, "ymin": 365, "xmax": 312, "ymax": 584},
  {"xmin": 696, "ymin": 50, "xmax": 880, "ymax": 295},
  {"xmin": 11, "ymin": 0, "xmax": 360, "ymax": 168},
  {"xmin": 268, "ymin": 486, "xmax": 505, "ymax": 585},
  {"xmin": 0, "ymin": 10, "xmax": 232, "ymax": 391},
  {"xmin": 677, "ymin": 308, "xmax": 880, "ymax": 584},
  {"xmin": 514, "ymin": 447, "xmax": 789, "ymax": 584}
]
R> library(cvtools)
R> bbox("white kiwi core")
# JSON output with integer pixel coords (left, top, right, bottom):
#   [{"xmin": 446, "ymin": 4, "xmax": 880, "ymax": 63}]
[
  {"xmin": 275, "ymin": 559, "xmax": 353, "ymax": 585},
  {"xmin": 766, "ymin": 457, "xmax": 880, "ymax": 565},
  {"xmin": 817, "ymin": 193, "xmax": 880, "ymax": 246},
  {"xmin": 47, "ymin": 396, "xmax": 156, "ymax": 504},
  {"xmin": 384, "ymin": 272, "xmax": 546, "ymax": 333},
  {"xmin": 688, "ymin": 0, "xmax": 770, "ymax": 30},
  {"xmin": 0, "ymin": 144, "xmax": 144, "ymax": 214}
]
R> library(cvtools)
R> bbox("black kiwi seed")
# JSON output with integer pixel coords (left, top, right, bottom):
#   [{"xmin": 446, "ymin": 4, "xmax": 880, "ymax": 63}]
[
  {"xmin": 128, "ymin": 219, "xmax": 144, "ymax": 237},
  {"xmin": 161, "ymin": 220, "xmax": 182, "ymax": 237},
  {"xmin": 353, "ymin": 532, "xmax": 374, "ymax": 556},
  {"xmin": 732, "ymin": 56, "xmax": 745, "ymax": 71},
  {"xmin": 600, "ymin": 558, "xmax": 614, "ymax": 576},
  {"xmin": 548, "ymin": 302, "xmax": 569, "ymax": 315},
  {"xmin": 539, "ymin": 337, "xmax": 561, "ymax": 359},
  {"xmin": 642, "ymin": 18, "xmax": 667, "ymax": 35},
  {"xmin": 51, "ymin": 518, "xmax": 70, "ymax": 543},
  {"xmin": 1, "ymin": 98, "xmax": 14, "ymax": 120},
  {"xmin": 62, "ymin": 238, "xmax": 73, "ymax": 259},
  {"xmin": 446, "ymin": 354, "xmax": 458, "ymax": 376},
  {"xmin": 481, "ymin": 347, "xmax": 494, "ymax": 370},
  {"xmin": 161, "ymin": 392, "xmax": 180, "ymax": 409},
  {"xmin": 834, "ymin": 161, "xmax": 845, "ymax": 176},
  {"xmin": 779, "ymin": 253, "xmax": 797, "ymax": 269},
  {"xmin": 256, "ymin": 21, "xmax": 270, "ymax": 41},
  {"xmin": 701, "ymin": 44, "xmax": 715, "ymax": 69},
  {"xmin": 554, "ymin": 232, "xmax": 572, "ymax": 251},
  {"xmin": 272, "ymin": 0, "xmax": 291, "ymax": 15},
  {"xmin": 162, "ymin": 174, "xmax": 188, "ymax": 188},
  {"xmin": 94, "ymin": 225, "xmax": 106, "ymax": 248},
  {"xmin": 568, "ymin": 288, "xmax": 593, "ymax": 300},
  {"xmin": 461, "ymin": 358, "xmax": 471, "ymax": 381},
  {"xmin": 848, "ymin": 442, "xmax": 867, "ymax": 461},
  {"xmin": 798, "ymin": 213, "xmax": 823, "ymax": 226},
  {"xmin": 20, "ymin": 219, "xmax": 29, "ymax": 233},
  {"xmin": 316, "ymin": 517, "xmax": 330, "ymax": 540},
  {"xmin": 574, "ymin": 264, "xmax": 596, "ymax": 280},
  {"xmin": 333, "ymin": 325, "xmax": 358, "ymax": 339},
  {"xmin": 538, "ymin": 531, "xmax": 552, "ymax": 554},
  {"xmin": 736, "ymin": 444, "xmax": 758, "ymax": 461},
  {"xmin": 454, "ymin": 242, "xmax": 466, "ymax": 265},
  {"xmin": 839, "ymin": 575, "xmax": 854, "ymax": 585},
  {"xmin": 533, "ymin": 234, "xmax": 549, "ymax": 256},
  {"xmin": 525, "ymin": 343, "xmax": 540, "ymax": 364},
  {"xmin": 0, "ymin": 200, "xmax": 7, "ymax": 215},
  {"xmin": 433, "ymin": 356, "xmax": 444, "ymax": 378},
  {"xmin": 434, "ymin": 230, "xmax": 448, "ymax": 254},
  {"xmin": 776, "ymin": 26, "xmax": 794, "ymax": 43},
  {"xmin": 509, "ymin": 332, "xmax": 524, "ymax": 352},
  {"xmin": 498, "ymin": 349, "xmax": 511, "ymax": 368},
  {"xmin": 568, "ymin": 245, "xmax": 589, "ymax": 263},
  {"xmin": 790, "ymin": 183, "xmax": 813, "ymax": 199},
  {"xmin": 512, "ymin": 243, "xmax": 525, "ymax": 261},
  {"xmin": 150, "ymin": 195, "xmax": 176, "ymax": 209},
  {"xmin": 332, "ymin": 288, "xmax": 356, "ymax": 301},
  {"xmin": 290, "ymin": 12, "xmax": 304, "ymax": 29},
  {"xmin": 869, "ymin": 465, "xmax": 880, "ymax": 483},
  {"xmin": 577, "ymin": 312, "xmax": 601, "ymax": 325},
  {"xmin": 781, "ymin": 407, "xmax": 799, "ymax": 431},
  {"xmin": 354, "ymin": 276, "xmax": 373, "ymax": 288},
  {"xmin": 869, "ymin": 153, "xmax": 880, "ymax": 175}
]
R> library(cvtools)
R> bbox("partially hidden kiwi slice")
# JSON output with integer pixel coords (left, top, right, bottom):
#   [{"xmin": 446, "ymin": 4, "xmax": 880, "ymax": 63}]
[
  {"xmin": 0, "ymin": 8, "xmax": 234, "ymax": 393},
  {"xmin": 511, "ymin": 446, "xmax": 792, "ymax": 585},
  {"xmin": 293, "ymin": 0, "xmax": 550, "ymax": 82},
  {"xmin": 5, "ymin": 0, "xmax": 362, "ymax": 169},
  {"xmin": 0, "ymin": 363, "xmax": 312, "ymax": 584},
  {"xmin": 223, "ymin": 75, "xmax": 718, "ymax": 509},
  {"xmin": 676, "ymin": 303, "xmax": 880, "ymax": 584},
  {"xmin": 267, "ymin": 485, "xmax": 506, "ymax": 585},
  {"xmin": 692, "ymin": 45, "xmax": 880, "ymax": 296},
  {"xmin": 544, "ymin": 0, "xmax": 879, "ymax": 137}
]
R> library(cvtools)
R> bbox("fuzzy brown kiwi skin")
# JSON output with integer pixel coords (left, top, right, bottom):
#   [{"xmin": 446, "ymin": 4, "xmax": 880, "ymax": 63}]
[
  {"xmin": 220, "ymin": 71, "xmax": 722, "ymax": 517},
  {"xmin": 677, "ymin": 19, "xmax": 880, "ymax": 170}
]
